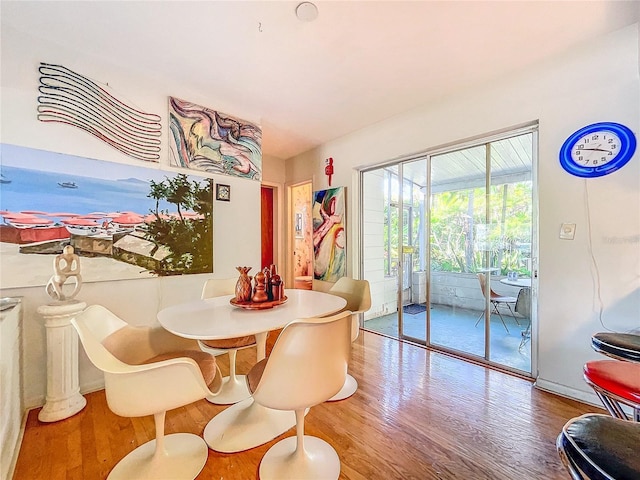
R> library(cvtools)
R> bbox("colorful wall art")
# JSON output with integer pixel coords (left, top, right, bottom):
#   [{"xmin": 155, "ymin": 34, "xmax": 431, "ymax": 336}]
[
  {"xmin": 168, "ymin": 97, "xmax": 262, "ymax": 181},
  {"xmin": 37, "ymin": 63, "xmax": 162, "ymax": 162},
  {"xmin": 312, "ymin": 186, "xmax": 346, "ymax": 282},
  {"xmin": 0, "ymin": 144, "xmax": 213, "ymax": 288}
]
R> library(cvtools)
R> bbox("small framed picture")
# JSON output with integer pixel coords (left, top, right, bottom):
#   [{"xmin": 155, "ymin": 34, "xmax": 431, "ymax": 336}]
[{"xmin": 216, "ymin": 184, "xmax": 231, "ymax": 202}]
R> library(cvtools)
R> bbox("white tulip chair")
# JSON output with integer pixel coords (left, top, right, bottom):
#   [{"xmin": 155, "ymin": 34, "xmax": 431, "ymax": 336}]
[
  {"xmin": 247, "ymin": 311, "xmax": 352, "ymax": 480},
  {"xmin": 72, "ymin": 305, "xmax": 223, "ymax": 480},
  {"xmin": 325, "ymin": 277, "xmax": 371, "ymax": 401}
]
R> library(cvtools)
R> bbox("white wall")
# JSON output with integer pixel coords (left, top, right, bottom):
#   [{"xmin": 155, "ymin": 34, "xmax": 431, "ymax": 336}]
[
  {"xmin": 1, "ymin": 27, "xmax": 264, "ymax": 407},
  {"xmin": 287, "ymin": 24, "xmax": 640, "ymax": 404}
]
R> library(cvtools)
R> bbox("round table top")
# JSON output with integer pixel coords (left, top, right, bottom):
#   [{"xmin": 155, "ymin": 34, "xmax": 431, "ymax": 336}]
[
  {"xmin": 157, "ymin": 288, "xmax": 347, "ymax": 340},
  {"xmin": 499, "ymin": 277, "xmax": 532, "ymax": 288}
]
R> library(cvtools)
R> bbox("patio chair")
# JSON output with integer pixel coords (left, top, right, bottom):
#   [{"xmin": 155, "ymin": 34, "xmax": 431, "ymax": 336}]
[
  {"xmin": 475, "ymin": 273, "xmax": 518, "ymax": 333},
  {"xmin": 515, "ymin": 287, "xmax": 531, "ymax": 351}
]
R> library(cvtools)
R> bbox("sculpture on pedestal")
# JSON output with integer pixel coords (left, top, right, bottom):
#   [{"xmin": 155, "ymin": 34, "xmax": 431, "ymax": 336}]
[
  {"xmin": 45, "ymin": 245, "xmax": 82, "ymax": 302},
  {"xmin": 38, "ymin": 244, "xmax": 87, "ymax": 422}
]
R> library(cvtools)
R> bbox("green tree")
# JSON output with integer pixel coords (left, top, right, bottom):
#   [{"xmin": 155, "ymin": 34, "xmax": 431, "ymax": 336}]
[
  {"xmin": 145, "ymin": 174, "xmax": 213, "ymax": 275},
  {"xmin": 430, "ymin": 182, "xmax": 532, "ymax": 275}
]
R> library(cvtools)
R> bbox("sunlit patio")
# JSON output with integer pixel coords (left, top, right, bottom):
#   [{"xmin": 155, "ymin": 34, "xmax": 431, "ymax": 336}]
[{"xmin": 364, "ymin": 303, "xmax": 531, "ymax": 373}]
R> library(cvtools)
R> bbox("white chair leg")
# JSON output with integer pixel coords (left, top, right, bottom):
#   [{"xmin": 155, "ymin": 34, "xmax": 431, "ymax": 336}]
[
  {"xmin": 259, "ymin": 408, "xmax": 340, "ymax": 480},
  {"xmin": 153, "ymin": 410, "xmax": 166, "ymax": 459},
  {"xmin": 107, "ymin": 411, "xmax": 207, "ymax": 480},
  {"xmin": 326, "ymin": 373, "xmax": 358, "ymax": 401}
]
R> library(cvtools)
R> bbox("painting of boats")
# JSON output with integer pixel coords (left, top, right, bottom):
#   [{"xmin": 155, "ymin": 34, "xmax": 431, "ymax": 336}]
[
  {"xmin": 0, "ymin": 173, "xmax": 11, "ymax": 184},
  {"xmin": 0, "ymin": 144, "xmax": 214, "ymax": 288}
]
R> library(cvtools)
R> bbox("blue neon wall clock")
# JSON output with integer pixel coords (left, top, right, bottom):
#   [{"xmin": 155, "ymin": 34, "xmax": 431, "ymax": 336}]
[{"xmin": 559, "ymin": 122, "xmax": 636, "ymax": 178}]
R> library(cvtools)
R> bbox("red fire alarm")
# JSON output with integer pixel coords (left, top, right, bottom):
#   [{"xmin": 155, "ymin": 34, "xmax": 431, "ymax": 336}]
[{"xmin": 325, "ymin": 157, "xmax": 334, "ymax": 186}]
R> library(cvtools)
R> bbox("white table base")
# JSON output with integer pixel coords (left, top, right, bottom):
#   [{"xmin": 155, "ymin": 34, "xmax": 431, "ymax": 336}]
[
  {"xmin": 206, "ymin": 374, "xmax": 250, "ymax": 405},
  {"xmin": 204, "ymin": 398, "xmax": 301, "ymax": 453},
  {"xmin": 327, "ymin": 373, "xmax": 358, "ymax": 402}
]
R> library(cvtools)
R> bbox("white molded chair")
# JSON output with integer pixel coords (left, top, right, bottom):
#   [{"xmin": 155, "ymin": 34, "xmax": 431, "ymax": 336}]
[
  {"xmin": 247, "ymin": 311, "xmax": 352, "ymax": 480},
  {"xmin": 72, "ymin": 304, "xmax": 223, "ymax": 480},
  {"xmin": 198, "ymin": 277, "xmax": 257, "ymax": 404},
  {"xmin": 325, "ymin": 277, "xmax": 372, "ymax": 401},
  {"xmin": 312, "ymin": 278, "xmax": 335, "ymax": 293}
]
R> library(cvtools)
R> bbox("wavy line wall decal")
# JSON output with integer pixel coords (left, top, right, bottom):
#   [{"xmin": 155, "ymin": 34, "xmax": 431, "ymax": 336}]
[{"xmin": 37, "ymin": 63, "xmax": 162, "ymax": 162}]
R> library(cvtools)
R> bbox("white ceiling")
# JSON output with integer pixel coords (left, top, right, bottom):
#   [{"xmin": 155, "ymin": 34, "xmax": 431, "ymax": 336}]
[{"xmin": 2, "ymin": 1, "xmax": 638, "ymax": 160}]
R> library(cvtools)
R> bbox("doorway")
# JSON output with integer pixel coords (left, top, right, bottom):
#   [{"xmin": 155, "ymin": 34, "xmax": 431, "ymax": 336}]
[
  {"xmin": 361, "ymin": 126, "xmax": 537, "ymax": 376},
  {"xmin": 289, "ymin": 181, "xmax": 313, "ymax": 289}
]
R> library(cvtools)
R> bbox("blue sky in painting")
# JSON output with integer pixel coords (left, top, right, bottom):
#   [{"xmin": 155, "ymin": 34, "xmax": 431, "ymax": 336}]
[
  {"xmin": 1, "ymin": 143, "xmax": 188, "ymax": 181},
  {"xmin": 0, "ymin": 144, "xmax": 211, "ymax": 216}
]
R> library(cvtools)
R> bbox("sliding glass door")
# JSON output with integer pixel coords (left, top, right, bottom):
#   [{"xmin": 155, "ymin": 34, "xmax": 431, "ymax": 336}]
[
  {"xmin": 429, "ymin": 144, "xmax": 489, "ymax": 358},
  {"xmin": 361, "ymin": 127, "xmax": 536, "ymax": 375}
]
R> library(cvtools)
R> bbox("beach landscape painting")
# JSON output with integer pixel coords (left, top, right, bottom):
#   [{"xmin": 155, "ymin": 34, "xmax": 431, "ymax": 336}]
[{"xmin": 0, "ymin": 144, "xmax": 213, "ymax": 289}]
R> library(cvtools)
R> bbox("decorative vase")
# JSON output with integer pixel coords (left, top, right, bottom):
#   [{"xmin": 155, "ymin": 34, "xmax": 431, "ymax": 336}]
[
  {"xmin": 263, "ymin": 267, "xmax": 273, "ymax": 300},
  {"xmin": 252, "ymin": 271, "xmax": 269, "ymax": 303},
  {"xmin": 235, "ymin": 266, "xmax": 253, "ymax": 302},
  {"xmin": 272, "ymin": 276, "xmax": 282, "ymax": 301}
]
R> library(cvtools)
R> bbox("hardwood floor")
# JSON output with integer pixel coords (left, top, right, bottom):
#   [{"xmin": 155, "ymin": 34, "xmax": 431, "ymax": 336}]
[{"xmin": 13, "ymin": 331, "xmax": 597, "ymax": 479}]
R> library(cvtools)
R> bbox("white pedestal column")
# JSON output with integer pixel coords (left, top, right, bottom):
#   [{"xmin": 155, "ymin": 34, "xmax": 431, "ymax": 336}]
[{"xmin": 37, "ymin": 301, "xmax": 87, "ymax": 422}]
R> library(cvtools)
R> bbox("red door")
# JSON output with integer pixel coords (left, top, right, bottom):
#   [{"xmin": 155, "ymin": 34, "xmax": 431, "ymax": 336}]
[{"xmin": 261, "ymin": 186, "xmax": 274, "ymax": 269}]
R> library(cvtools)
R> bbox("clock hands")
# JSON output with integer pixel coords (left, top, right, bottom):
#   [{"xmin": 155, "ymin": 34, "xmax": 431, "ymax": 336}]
[{"xmin": 579, "ymin": 143, "xmax": 611, "ymax": 153}]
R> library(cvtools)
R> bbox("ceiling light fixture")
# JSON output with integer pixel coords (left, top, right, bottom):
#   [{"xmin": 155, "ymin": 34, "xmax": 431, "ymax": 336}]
[{"xmin": 296, "ymin": 2, "xmax": 318, "ymax": 22}]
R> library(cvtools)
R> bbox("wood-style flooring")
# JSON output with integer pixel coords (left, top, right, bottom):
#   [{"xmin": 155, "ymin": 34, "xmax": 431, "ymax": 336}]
[{"xmin": 13, "ymin": 331, "xmax": 597, "ymax": 479}]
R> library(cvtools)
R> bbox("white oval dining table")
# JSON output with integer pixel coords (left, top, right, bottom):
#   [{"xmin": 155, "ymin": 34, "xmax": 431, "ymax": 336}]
[{"xmin": 157, "ymin": 288, "xmax": 347, "ymax": 453}]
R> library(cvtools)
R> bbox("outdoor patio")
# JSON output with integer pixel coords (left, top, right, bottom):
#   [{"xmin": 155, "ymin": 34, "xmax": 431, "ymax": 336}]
[{"xmin": 364, "ymin": 303, "xmax": 531, "ymax": 373}]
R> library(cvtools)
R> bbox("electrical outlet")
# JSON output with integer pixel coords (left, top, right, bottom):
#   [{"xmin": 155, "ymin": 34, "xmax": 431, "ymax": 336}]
[{"xmin": 560, "ymin": 223, "xmax": 576, "ymax": 240}]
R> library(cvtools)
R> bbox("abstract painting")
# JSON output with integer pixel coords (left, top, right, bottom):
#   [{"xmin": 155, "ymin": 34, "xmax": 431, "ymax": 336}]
[
  {"xmin": 0, "ymin": 144, "xmax": 213, "ymax": 288},
  {"xmin": 37, "ymin": 63, "xmax": 162, "ymax": 162},
  {"xmin": 168, "ymin": 97, "xmax": 262, "ymax": 181},
  {"xmin": 312, "ymin": 187, "xmax": 346, "ymax": 282}
]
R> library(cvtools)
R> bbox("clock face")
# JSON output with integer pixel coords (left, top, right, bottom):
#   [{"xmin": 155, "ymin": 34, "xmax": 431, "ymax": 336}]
[
  {"xmin": 570, "ymin": 131, "xmax": 621, "ymax": 167},
  {"xmin": 559, "ymin": 122, "xmax": 636, "ymax": 178}
]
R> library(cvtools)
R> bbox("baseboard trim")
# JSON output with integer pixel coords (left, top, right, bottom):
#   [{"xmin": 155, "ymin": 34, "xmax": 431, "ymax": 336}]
[
  {"xmin": 80, "ymin": 379, "xmax": 106, "ymax": 395},
  {"xmin": 534, "ymin": 378, "xmax": 602, "ymax": 408},
  {"xmin": 24, "ymin": 379, "xmax": 106, "ymax": 412}
]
